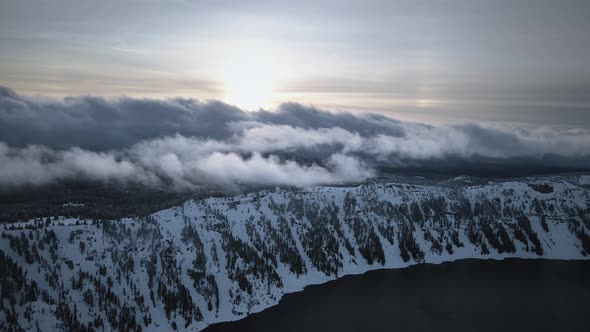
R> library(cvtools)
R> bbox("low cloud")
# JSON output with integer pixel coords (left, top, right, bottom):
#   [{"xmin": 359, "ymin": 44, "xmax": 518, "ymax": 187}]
[
  {"xmin": 0, "ymin": 140, "xmax": 373, "ymax": 190},
  {"xmin": 0, "ymin": 86, "xmax": 589, "ymax": 190}
]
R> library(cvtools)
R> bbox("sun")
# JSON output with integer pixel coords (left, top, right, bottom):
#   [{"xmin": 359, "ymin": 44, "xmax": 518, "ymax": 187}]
[{"xmin": 223, "ymin": 50, "xmax": 276, "ymax": 111}]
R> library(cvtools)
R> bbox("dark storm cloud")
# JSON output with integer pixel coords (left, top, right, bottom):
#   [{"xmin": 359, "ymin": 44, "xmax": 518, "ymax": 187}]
[
  {"xmin": 0, "ymin": 86, "xmax": 589, "ymax": 190},
  {"xmin": 0, "ymin": 87, "xmax": 246, "ymax": 150},
  {"xmin": 0, "ymin": 87, "xmax": 406, "ymax": 150}
]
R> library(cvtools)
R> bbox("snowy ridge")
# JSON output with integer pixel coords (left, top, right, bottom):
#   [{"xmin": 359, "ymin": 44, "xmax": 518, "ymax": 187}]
[{"xmin": 1, "ymin": 178, "xmax": 590, "ymax": 331}]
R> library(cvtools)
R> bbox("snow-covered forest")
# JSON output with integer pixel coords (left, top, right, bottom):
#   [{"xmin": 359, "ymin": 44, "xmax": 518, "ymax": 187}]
[{"xmin": 1, "ymin": 178, "xmax": 590, "ymax": 331}]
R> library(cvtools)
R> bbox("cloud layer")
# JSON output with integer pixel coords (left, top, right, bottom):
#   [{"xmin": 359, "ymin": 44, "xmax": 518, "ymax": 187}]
[{"xmin": 1, "ymin": 86, "xmax": 589, "ymax": 190}]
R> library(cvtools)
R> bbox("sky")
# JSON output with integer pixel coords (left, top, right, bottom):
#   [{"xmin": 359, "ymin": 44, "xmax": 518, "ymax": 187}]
[
  {"xmin": 1, "ymin": 1, "xmax": 590, "ymax": 190},
  {"xmin": 1, "ymin": 0, "xmax": 589, "ymax": 125}
]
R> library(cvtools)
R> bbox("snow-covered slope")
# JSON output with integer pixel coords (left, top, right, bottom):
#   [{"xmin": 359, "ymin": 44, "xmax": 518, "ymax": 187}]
[{"xmin": 1, "ymin": 178, "xmax": 590, "ymax": 331}]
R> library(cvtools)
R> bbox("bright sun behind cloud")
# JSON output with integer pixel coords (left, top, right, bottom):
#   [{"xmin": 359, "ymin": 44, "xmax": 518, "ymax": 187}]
[{"xmin": 223, "ymin": 49, "xmax": 277, "ymax": 111}]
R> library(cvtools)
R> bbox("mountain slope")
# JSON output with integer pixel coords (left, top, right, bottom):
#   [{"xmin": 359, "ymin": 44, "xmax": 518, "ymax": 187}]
[{"xmin": 1, "ymin": 178, "xmax": 590, "ymax": 331}]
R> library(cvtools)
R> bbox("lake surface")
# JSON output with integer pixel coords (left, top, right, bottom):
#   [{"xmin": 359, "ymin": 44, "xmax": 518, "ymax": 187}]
[{"xmin": 205, "ymin": 259, "xmax": 590, "ymax": 332}]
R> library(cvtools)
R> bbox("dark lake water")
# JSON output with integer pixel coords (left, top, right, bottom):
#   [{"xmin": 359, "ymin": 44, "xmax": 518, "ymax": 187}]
[{"xmin": 205, "ymin": 259, "xmax": 590, "ymax": 332}]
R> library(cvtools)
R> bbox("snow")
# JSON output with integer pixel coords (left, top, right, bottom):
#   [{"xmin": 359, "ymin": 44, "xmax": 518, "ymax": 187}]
[
  {"xmin": 1, "ymin": 176, "xmax": 590, "ymax": 331},
  {"xmin": 62, "ymin": 202, "xmax": 85, "ymax": 207}
]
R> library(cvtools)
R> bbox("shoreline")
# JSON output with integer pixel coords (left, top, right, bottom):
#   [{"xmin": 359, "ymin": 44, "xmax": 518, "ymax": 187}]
[{"xmin": 203, "ymin": 257, "xmax": 590, "ymax": 331}]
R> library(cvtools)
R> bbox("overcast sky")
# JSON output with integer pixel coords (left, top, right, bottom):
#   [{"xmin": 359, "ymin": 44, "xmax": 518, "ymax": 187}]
[{"xmin": 1, "ymin": 0, "xmax": 589, "ymax": 125}]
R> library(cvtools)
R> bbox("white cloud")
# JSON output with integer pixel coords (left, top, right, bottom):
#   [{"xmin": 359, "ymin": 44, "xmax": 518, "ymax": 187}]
[{"xmin": 1, "ymin": 86, "xmax": 589, "ymax": 190}]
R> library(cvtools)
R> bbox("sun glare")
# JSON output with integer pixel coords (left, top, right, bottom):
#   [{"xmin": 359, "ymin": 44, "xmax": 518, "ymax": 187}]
[{"xmin": 223, "ymin": 50, "xmax": 276, "ymax": 111}]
